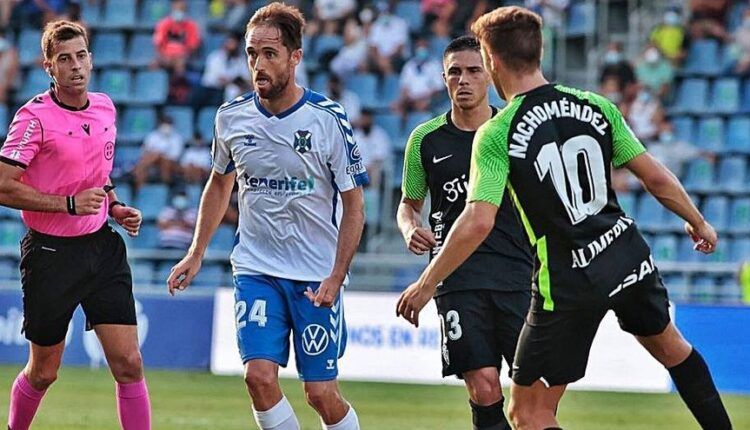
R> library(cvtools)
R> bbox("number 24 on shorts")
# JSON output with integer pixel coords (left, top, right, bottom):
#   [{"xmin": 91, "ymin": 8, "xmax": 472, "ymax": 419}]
[{"xmin": 236, "ymin": 300, "xmax": 268, "ymax": 328}]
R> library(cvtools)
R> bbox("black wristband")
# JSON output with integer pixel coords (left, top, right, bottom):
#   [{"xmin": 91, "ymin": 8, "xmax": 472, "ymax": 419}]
[
  {"xmin": 66, "ymin": 196, "xmax": 77, "ymax": 215},
  {"xmin": 108, "ymin": 200, "xmax": 126, "ymax": 217}
]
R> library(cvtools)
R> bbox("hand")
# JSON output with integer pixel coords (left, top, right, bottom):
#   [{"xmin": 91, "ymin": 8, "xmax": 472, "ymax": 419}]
[
  {"xmin": 111, "ymin": 205, "xmax": 142, "ymax": 237},
  {"xmin": 304, "ymin": 276, "xmax": 343, "ymax": 307},
  {"xmin": 74, "ymin": 188, "xmax": 107, "ymax": 215},
  {"xmin": 395, "ymin": 281, "xmax": 435, "ymax": 327},
  {"xmin": 404, "ymin": 226, "xmax": 437, "ymax": 255},
  {"xmin": 167, "ymin": 253, "xmax": 203, "ymax": 296},
  {"xmin": 685, "ymin": 221, "xmax": 717, "ymax": 254}
]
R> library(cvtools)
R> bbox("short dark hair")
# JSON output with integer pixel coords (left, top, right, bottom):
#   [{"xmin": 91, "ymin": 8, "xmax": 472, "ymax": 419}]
[
  {"xmin": 247, "ymin": 2, "xmax": 306, "ymax": 52},
  {"xmin": 41, "ymin": 20, "xmax": 89, "ymax": 61},
  {"xmin": 443, "ymin": 35, "xmax": 481, "ymax": 59},
  {"xmin": 471, "ymin": 6, "xmax": 543, "ymax": 73}
]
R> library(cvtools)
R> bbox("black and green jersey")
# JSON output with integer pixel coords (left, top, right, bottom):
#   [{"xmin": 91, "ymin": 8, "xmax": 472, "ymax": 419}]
[
  {"xmin": 469, "ymin": 84, "xmax": 652, "ymax": 311},
  {"xmin": 402, "ymin": 108, "xmax": 532, "ymax": 296}
]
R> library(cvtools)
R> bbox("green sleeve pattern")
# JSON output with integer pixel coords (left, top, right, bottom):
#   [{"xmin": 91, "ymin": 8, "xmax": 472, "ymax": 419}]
[
  {"xmin": 401, "ymin": 115, "xmax": 446, "ymax": 200},
  {"xmin": 555, "ymin": 85, "xmax": 646, "ymax": 167}
]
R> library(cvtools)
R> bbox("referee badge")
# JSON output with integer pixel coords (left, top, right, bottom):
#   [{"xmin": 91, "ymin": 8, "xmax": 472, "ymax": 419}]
[{"xmin": 293, "ymin": 130, "xmax": 312, "ymax": 154}]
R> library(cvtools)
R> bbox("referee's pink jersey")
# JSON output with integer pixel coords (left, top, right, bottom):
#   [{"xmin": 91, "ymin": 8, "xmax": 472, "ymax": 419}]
[{"xmin": 0, "ymin": 88, "xmax": 117, "ymax": 236}]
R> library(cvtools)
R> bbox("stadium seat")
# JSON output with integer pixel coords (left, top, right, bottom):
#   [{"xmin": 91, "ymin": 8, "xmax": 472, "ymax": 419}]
[
  {"xmin": 311, "ymin": 72, "xmax": 329, "ymax": 95},
  {"xmin": 489, "ymin": 88, "xmax": 507, "ymax": 108},
  {"xmin": 636, "ymin": 194, "xmax": 667, "ymax": 231},
  {"xmin": 135, "ymin": 184, "xmax": 170, "ymax": 221},
  {"xmin": 113, "ymin": 146, "xmax": 142, "ymax": 174},
  {"xmin": 405, "ymin": 112, "xmax": 433, "ymax": 137},
  {"xmin": 101, "ymin": 0, "xmax": 137, "ymax": 29},
  {"xmin": 710, "ymin": 78, "xmax": 740, "ymax": 114},
  {"xmin": 191, "ymin": 264, "xmax": 227, "ymax": 287},
  {"xmin": 671, "ymin": 116, "xmax": 694, "ymax": 144},
  {"xmin": 18, "ymin": 29, "xmax": 41, "ymax": 66},
  {"xmin": 731, "ymin": 238, "xmax": 750, "ymax": 263},
  {"xmin": 677, "ymin": 237, "xmax": 700, "ymax": 263},
  {"xmin": 652, "ymin": 235, "xmax": 678, "ymax": 262},
  {"xmin": 378, "ymin": 75, "xmax": 401, "ymax": 110},
  {"xmin": 0, "ymin": 259, "xmax": 18, "ymax": 281},
  {"xmin": 682, "ymin": 158, "xmax": 715, "ymax": 193},
  {"xmin": 0, "ymin": 104, "xmax": 8, "ymax": 138},
  {"xmin": 345, "ymin": 74, "xmax": 378, "ymax": 109},
  {"xmin": 374, "ymin": 113, "xmax": 402, "ymax": 145},
  {"xmin": 728, "ymin": 198, "xmax": 750, "ymax": 234},
  {"xmin": 130, "ymin": 223, "xmax": 159, "ymax": 249},
  {"xmin": 129, "ymin": 261, "xmax": 155, "ymax": 285},
  {"xmin": 395, "ymin": 1, "xmax": 423, "ymax": 32},
  {"xmin": 707, "ymin": 237, "xmax": 730, "ymax": 263},
  {"xmin": 717, "ymin": 156, "xmax": 747, "ymax": 193},
  {"xmin": 701, "ymin": 196, "xmax": 729, "ymax": 233},
  {"xmin": 139, "ymin": 0, "xmax": 171, "ymax": 29},
  {"xmin": 566, "ymin": 1, "xmax": 595, "ymax": 36},
  {"xmin": 691, "ymin": 276, "xmax": 717, "ymax": 302},
  {"xmin": 163, "ymin": 106, "xmax": 195, "ymax": 139},
  {"xmin": 132, "ymin": 70, "xmax": 169, "ymax": 105},
  {"xmin": 187, "ymin": 0, "xmax": 209, "ymax": 26},
  {"xmin": 92, "ymin": 32, "xmax": 126, "ymax": 67},
  {"xmin": 616, "ymin": 191, "xmax": 636, "ymax": 217},
  {"xmin": 98, "ymin": 69, "xmax": 132, "ymax": 104},
  {"xmin": 208, "ymin": 225, "xmax": 236, "ymax": 252},
  {"xmin": 197, "ymin": 107, "xmax": 217, "ymax": 141},
  {"xmin": 80, "ymin": 0, "xmax": 102, "ymax": 25},
  {"xmin": 683, "ymin": 39, "xmax": 721, "ymax": 76},
  {"xmin": 0, "ymin": 205, "xmax": 20, "ymax": 220},
  {"xmin": 313, "ymin": 35, "xmax": 344, "ymax": 60},
  {"xmin": 724, "ymin": 116, "xmax": 750, "ymax": 154},
  {"xmin": 392, "ymin": 152, "xmax": 404, "ymax": 187},
  {"xmin": 429, "ymin": 36, "xmax": 450, "ymax": 59},
  {"xmin": 116, "ymin": 183, "xmax": 133, "ymax": 206},
  {"xmin": 663, "ymin": 273, "xmax": 690, "ymax": 302},
  {"xmin": 0, "ymin": 219, "xmax": 24, "ymax": 247},
  {"xmin": 716, "ymin": 277, "xmax": 742, "ymax": 302},
  {"xmin": 127, "ymin": 33, "xmax": 157, "ymax": 67},
  {"xmin": 119, "ymin": 107, "xmax": 157, "ymax": 143},
  {"xmin": 695, "ymin": 117, "xmax": 724, "ymax": 152},
  {"xmin": 17, "ymin": 69, "xmax": 50, "ymax": 102},
  {"xmin": 185, "ymin": 184, "xmax": 203, "ymax": 207},
  {"xmin": 673, "ymin": 78, "xmax": 709, "ymax": 114}
]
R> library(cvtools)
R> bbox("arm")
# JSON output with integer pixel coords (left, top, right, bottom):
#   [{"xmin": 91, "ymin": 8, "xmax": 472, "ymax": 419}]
[
  {"xmin": 398, "ymin": 124, "xmax": 436, "ymax": 254},
  {"xmin": 0, "ymin": 162, "xmax": 67, "ymax": 212},
  {"xmin": 397, "ymin": 198, "xmax": 437, "ymax": 254}
]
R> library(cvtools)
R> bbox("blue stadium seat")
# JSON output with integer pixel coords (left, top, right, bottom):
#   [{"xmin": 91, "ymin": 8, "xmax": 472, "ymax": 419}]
[
  {"xmin": 617, "ymin": 191, "xmax": 636, "ymax": 217},
  {"xmin": 378, "ymin": 75, "xmax": 401, "ymax": 109},
  {"xmin": 710, "ymin": 78, "xmax": 740, "ymax": 114},
  {"xmin": 652, "ymin": 235, "xmax": 678, "ymax": 262},
  {"xmin": 695, "ymin": 117, "xmax": 724, "ymax": 152},
  {"xmin": 724, "ymin": 116, "xmax": 750, "ymax": 154},
  {"xmin": 374, "ymin": 113, "xmax": 402, "ymax": 145},
  {"xmin": 92, "ymin": 32, "xmax": 126, "ymax": 67},
  {"xmin": 0, "ymin": 205, "xmax": 21, "ymax": 220},
  {"xmin": 728, "ymin": 198, "xmax": 750, "ymax": 234},
  {"xmin": 311, "ymin": 72, "xmax": 329, "ymax": 95},
  {"xmin": 392, "ymin": 152, "xmax": 404, "ymax": 187},
  {"xmin": 113, "ymin": 146, "xmax": 142, "ymax": 174},
  {"xmin": 313, "ymin": 35, "xmax": 344, "ymax": 60},
  {"xmin": 116, "ymin": 183, "xmax": 133, "ymax": 206},
  {"xmin": 395, "ymin": 1, "xmax": 423, "ymax": 32},
  {"xmin": 0, "ymin": 219, "xmax": 24, "ymax": 247},
  {"xmin": 405, "ymin": 112, "xmax": 433, "ymax": 136},
  {"xmin": 429, "ymin": 36, "xmax": 450, "ymax": 58},
  {"xmin": 731, "ymin": 238, "xmax": 750, "ymax": 263},
  {"xmin": 707, "ymin": 237, "xmax": 730, "ymax": 263},
  {"xmin": 98, "ymin": 69, "xmax": 132, "ymax": 104},
  {"xmin": 489, "ymin": 88, "xmax": 506, "ymax": 108},
  {"xmin": 683, "ymin": 39, "xmax": 721, "ymax": 76},
  {"xmin": 80, "ymin": 0, "xmax": 102, "ymax": 25},
  {"xmin": 663, "ymin": 274, "xmax": 690, "ymax": 302},
  {"xmin": 209, "ymin": 225, "xmax": 236, "ymax": 252},
  {"xmin": 671, "ymin": 116, "xmax": 695, "ymax": 144},
  {"xmin": 682, "ymin": 158, "xmax": 715, "ymax": 192},
  {"xmin": 163, "ymin": 106, "xmax": 195, "ymax": 139},
  {"xmin": 0, "ymin": 104, "xmax": 8, "ymax": 137},
  {"xmin": 185, "ymin": 184, "xmax": 203, "ymax": 207},
  {"xmin": 691, "ymin": 276, "xmax": 717, "ymax": 302},
  {"xmin": 566, "ymin": 1, "xmax": 595, "ymax": 35},
  {"xmin": 127, "ymin": 33, "xmax": 157, "ymax": 67},
  {"xmin": 129, "ymin": 261, "xmax": 155, "ymax": 285},
  {"xmin": 0, "ymin": 259, "xmax": 18, "ymax": 280},
  {"xmin": 677, "ymin": 237, "xmax": 700, "ymax": 262},
  {"xmin": 18, "ymin": 29, "xmax": 41, "ymax": 66},
  {"xmin": 187, "ymin": 0, "xmax": 209, "ymax": 26},
  {"xmin": 132, "ymin": 70, "xmax": 169, "ymax": 105},
  {"xmin": 716, "ymin": 277, "xmax": 742, "ymax": 302},
  {"xmin": 717, "ymin": 156, "xmax": 747, "ymax": 193},
  {"xmin": 345, "ymin": 74, "xmax": 378, "ymax": 109},
  {"xmin": 135, "ymin": 184, "xmax": 170, "ymax": 221},
  {"xmin": 636, "ymin": 194, "xmax": 667, "ymax": 231},
  {"xmin": 130, "ymin": 223, "xmax": 159, "ymax": 249},
  {"xmin": 192, "ymin": 264, "xmax": 227, "ymax": 287},
  {"xmin": 17, "ymin": 69, "xmax": 50, "ymax": 102},
  {"xmin": 673, "ymin": 78, "xmax": 709, "ymax": 114},
  {"xmin": 702, "ymin": 196, "xmax": 729, "ymax": 232},
  {"xmin": 119, "ymin": 107, "xmax": 157, "ymax": 143},
  {"xmin": 139, "ymin": 0, "xmax": 171, "ymax": 29},
  {"xmin": 200, "ymin": 32, "xmax": 226, "ymax": 63},
  {"xmin": 197, "ymin": 107, "xmax": 217, "ymax": 141},
  {"xmin": 101, "ymin": 0, "xmax": 137, "ymax": 29}
]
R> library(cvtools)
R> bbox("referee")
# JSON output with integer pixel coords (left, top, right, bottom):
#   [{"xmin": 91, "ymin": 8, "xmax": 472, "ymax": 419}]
[{"xmin": 0, "ymin": 21, "xmax": 151, "ymax": 430}]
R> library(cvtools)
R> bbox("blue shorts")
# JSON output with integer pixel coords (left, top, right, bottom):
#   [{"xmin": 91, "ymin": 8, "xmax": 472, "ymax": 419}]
[{"xmin": 234, "ymin": 274, "xmax": 347, "ymax": 382}]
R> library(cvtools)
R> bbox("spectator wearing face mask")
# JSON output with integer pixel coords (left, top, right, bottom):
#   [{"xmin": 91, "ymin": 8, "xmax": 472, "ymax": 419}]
[
  {"xmin": 353, "ymin": 109, "xmax": 391, "ymax": 191},
  {"xmin": 392, "ymin": 36, "xmax": 444, "ymax": 119},
  {"xmin": 191, "ymin": 33, "xmax": 249, "ymax": 108},
  {"xmin": 330, "ymin": 18, "xmax": 368, "ymax": 78},
  {"xmin": 180, "ymin": 132, "xmax": 212, "ymax": 184},
  {"xmin": 0, "ymin": 30, "xmax": 19, "ymax": 105},
  {"xmin": 636, "ymin": 44, "xmax": 674, "ymax": 100},
  {"xmin": 621, "ymin": 85, "xmax": 665, "ymax": 143},
  {"xmin": 599, "ymin": 42, "xmax": 636, "ymax": 92},
  {"xmin": 733, "ymin": 9, "xmax": 750, "ymax": 75},
  {"xmin": 327, "ymin": 74, "xmax": 361, "ymax": 124},
  {"xmin": 650, "ymin": 8, "xmax": 686, "ymax": 63},
  {"xmin": 133, "ymin": 115, "xmax": 185, "ymax": 189},
  {"xmin": 157, "ymin": 191, "xmax": 197, "ymax": 250},
  {"xmin": 367, "ymin": 0, "xmax": 409, "ymax": 75},
  {"xmin": 153, "ymin": 0, "xmax": 202, "ymax": 75}
]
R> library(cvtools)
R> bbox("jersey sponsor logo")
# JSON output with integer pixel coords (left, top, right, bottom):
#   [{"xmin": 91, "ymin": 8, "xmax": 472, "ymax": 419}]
[
  {"xmin": 571, "ymin": 216, "xmax": 634, "ymax": 268},
  {"xmin": 432, "ymin": 154, "xmax": 453, "ymax": 164},
  {"xmin": 443, "ymin": 174, "xmax": 468, "ymax": 203},
  {"xmin": 293, "ymin": 130, "xmax": 312, "ymax": 154},
  {"xmin": 431, "ymin": 211, "xmax": 446, "ymax": 258},
  {"xmin": 13, "ymin": 119, "xmax": 39, "ymax": 160},
  {"xmin": 350, "ymin": 144, "xmax": 361, "ymax": 162},
  {"xmin": 609, "ymin": 255, "xmax": 655, "ymax": 297},
  {"xmin": 510, "ymin": 98, "xmax": 609, "ymax": 159},
  {"xmin": 242, "ymin": 173, "xmax": 315, "ymax": 196},
  {"xmin": 345, "ymin": 160, "xmax": 366, "ymax": 176},
  {"xmin": 104, "ymin": 141, "xmax": 114, "ymax": 160},
  {"xmin": 242, "ymin": 134, "xmax": 256, "ymax": 147},
  {"xmin": 302, "ymin": 324, "xmax": 329, "ymax": 356}
]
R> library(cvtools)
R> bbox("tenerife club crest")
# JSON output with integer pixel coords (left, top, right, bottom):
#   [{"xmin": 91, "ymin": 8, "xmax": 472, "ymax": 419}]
[{"xmin": 293, "ymin": 130, "xmax": 312, "ymax": 154}]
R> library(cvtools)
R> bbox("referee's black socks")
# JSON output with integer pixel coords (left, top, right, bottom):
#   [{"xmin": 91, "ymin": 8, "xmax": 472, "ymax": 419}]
[
  {"xmin": 470, "ymin": 399, "xmax": 510, "ymax": 430},
  {"xmin": 668, "ymin": 348, "xmax": 732, "ymax": 430}
]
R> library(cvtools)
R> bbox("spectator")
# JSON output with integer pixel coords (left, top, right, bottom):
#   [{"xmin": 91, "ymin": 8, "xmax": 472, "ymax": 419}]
[
  {"xmin": 221, "ymin": 0, "xmax": 254, "ymax": 34},
  {"xmin": 133, "ymin": 115, "xmax": 185, "ymax": 189},
  {"xmin": 367, "ymin": 0, "xmax": 409, "ymax": 75},
  {"xmin": 153, "ymin": 0, "xmax": 201, "ymax": 75},
  {"xmin": 733, "ymin": 9, "xmax": 750, "ymax": 75},
  {"xmin": 422, "ymin": 0, "xmax": 457, "ymax": 37},
  {"xmin": 689, "ymin": 0, "xmax": 729, "ymax": 41},
  {"xmin": 635, "ymin": 44, "xmax": 674, "ymax": 100},
  {"xmin": 0, "ymin": 31, "xmax": 19, "ymax": 105},
  {"xmin": 599, "ymin": 42, "xmax": 636, "ymax": 97},
  {"xmin": 327, "ymin": 74, "xmax": 361, "ymax": 124},
  {"xmin": 622, "ymin": 85, "xmax": 665, "ymax": 142},
  {"xmin": 180, "ymin": 132, "xmax": 212, "ymax": 184},
  {"xmin": 525, "ymin": 0, "xmax": 569, "ymax": 30},
  {"xmin": 157, "ymin": 191, "xmax": 197, "ymax": 250},
  {"xmin": 392, "ymin": 36, "xmax": 444, "ymax": 118},
  {"xmin": 650, "ymin": 8, "xmax": 686, "ymax": 63},
  {"xmin": 353, "ymin": 109, "xmax": 391, "ymax": 190},
  {"xmin": 648, "ymin": 122, "xmax": 712, "ymax": 178},
  {"xmin": 330, "ymin": 18, "xmax": 368, "ymax": 78},
  {"xmin": 191, "ymin": 33, "xmax": 248, "ymax": 108},
  {"xmin": 600, "ymin": 75, "xmax": 623, "ymax": 105},
  {"xmin": 9, "ymin": 0, "xmax": 70, "ymax": 29},
  {"xmin": 314, "ymin": 0, "xmax": 355, "ymax": 23}
]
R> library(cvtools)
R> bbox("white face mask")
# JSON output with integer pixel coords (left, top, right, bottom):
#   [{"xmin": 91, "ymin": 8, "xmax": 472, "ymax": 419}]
[
  {"xmin": 158, "ymin": 123, "xmax": 173, "ymax": 134},
  {"xmin": 644, "ymin": 48, "xmax": 660, "ymax": 64},
  {"xmin": 604, "ymin": 51, "xmax": 622, "ymax": 64},
  {"xmin": 172, "ymin": 195, "xmax": 189, "ymax": 210},
  {"xmin": 664, "ymin": 11, "xmax": 680, "ymax": 26}
]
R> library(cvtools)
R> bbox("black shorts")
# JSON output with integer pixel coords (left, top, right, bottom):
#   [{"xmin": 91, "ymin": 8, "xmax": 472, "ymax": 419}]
[
  {"xmin": 20, "ymin": 224, "xmax": 137, "ymax": 346},
  {"xmin": 512, "ymin": 270, "xmax": 670, "ymax": 387},
  {"xmin": 435, "ymin": 289, "xmax": 530, "ymax": 378}
]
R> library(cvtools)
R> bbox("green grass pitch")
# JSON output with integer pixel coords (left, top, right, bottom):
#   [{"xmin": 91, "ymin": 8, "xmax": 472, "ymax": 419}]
[{"xmin": 0, "ymin": 365, "xmax": 748, "ymax": 429}]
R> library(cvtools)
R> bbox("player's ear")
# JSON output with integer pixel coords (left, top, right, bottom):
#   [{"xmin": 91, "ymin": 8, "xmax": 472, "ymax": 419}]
[
  {"xmin": 43, "ymin": 61, "xmax": 52, "ymax": 77},
  {"xmin": 291, "ymin": 48, "xmax": 302, "ymax": 66}
]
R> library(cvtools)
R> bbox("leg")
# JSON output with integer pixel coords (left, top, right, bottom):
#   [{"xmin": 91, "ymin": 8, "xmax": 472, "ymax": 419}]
[
  {"xmin": 8, "ymin": 342, "xmax": 64, "ymax": 430},
  {"xmin": 132, "ymin": 152, "xmax": 159, "ymax": 189},
  {"xmin": 464, "ymin": 367, "xmax": 508, "ymax": 430},
  {"xmin": 509, "ymin": 381, "xmax": 566, "ymax": 430},
  {"xmin": 303, "ymin": 380, "xmax": 357, "ymax": 428},
  {"xmin": 246, "ymin": 360, "xmax": 299, "ymax": 430}
]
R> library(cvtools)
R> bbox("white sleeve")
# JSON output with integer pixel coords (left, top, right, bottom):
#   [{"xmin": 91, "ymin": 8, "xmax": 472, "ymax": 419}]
[
  {"xmin": 211, "ymin": 113, "xmax": 235, "ymax": 174},
  {"xmin": 326, "ymin": 105, "xmax": 369, "ymax": 192}
]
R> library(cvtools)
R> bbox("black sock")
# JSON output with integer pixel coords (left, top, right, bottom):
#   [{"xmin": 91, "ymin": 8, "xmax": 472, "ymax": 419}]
[
  {"xmin": 470, "ymin": 398, "xmax": 510, "ymax": 430},
  {"xmin": 668, "ymin": 348, "xmax": 732, "ymax": 430}
]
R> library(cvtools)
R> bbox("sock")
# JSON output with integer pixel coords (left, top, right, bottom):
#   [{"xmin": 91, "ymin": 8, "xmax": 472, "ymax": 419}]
[
  {"xmin": 253, "ymin": 396, "xmax": 300, "ymax": 430},
  {"xmin": 668, "ymin": 348, "xmax": 732, "ymax": 430},
  {"xmin": 116, "ymin": 379, "xmax": 151, "ymax": 430},
  {"xmin": 322, "ymin": 404, "xmax": 359, "ymax": 430},
  {"xmin": 470, "ymin": 399, "xmax": 510, "ymax": 430},
  {"xmin": 8, "ymin": 372, "xmax": 46, "ymax": 430}
]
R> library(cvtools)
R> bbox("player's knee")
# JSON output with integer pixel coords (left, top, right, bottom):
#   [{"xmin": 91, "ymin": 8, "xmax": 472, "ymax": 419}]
[
  {"xmin": 465, "ymin": 370, "xmax": 502, "ymax": 405},
  {"xmin": 110, "ymin": 351, "xmax": 144, "ymax": 383},
  {"xmin": 244, "ymin": 366, "xmax": 277, "ymax": 395},
  {"xmin": 508, "ymin": 398, "xmax": 534, "ymax": 429},
  {"xmin": 304, "ymin": 383, "xmax": 340, "ymax": 412},
  {"xmin": 27, "ymin": 368, "xmax": 58, "ymax": 390}
]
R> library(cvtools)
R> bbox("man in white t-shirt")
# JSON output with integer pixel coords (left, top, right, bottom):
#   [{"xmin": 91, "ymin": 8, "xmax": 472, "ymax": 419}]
[
  {"xmin": 367, "ymin": 1, "xmax": 409, "ymax": 75},
  {"xmin": 133, "ymin": 115, "xmax": 185, "ymax": 188},
  {"xmin": 180, "ymin": 132, "xmax": 212, "ymax": 183},
  {"xmin": 353, "ymin": 109, "xmax": 390, "ymax": 190},
  {"xmin": 392, "ymin": 37, "xmax": 444, "ymax": 118}
]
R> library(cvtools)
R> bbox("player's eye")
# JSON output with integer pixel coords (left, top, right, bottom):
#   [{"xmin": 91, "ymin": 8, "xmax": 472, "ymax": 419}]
[
  {"xmin": 77, "ymin": 53, "xmax": 87, "ymax": 59},
  {"xmin": 265, "ymin": 51, "xmax": 276, "ymax": 59}
]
